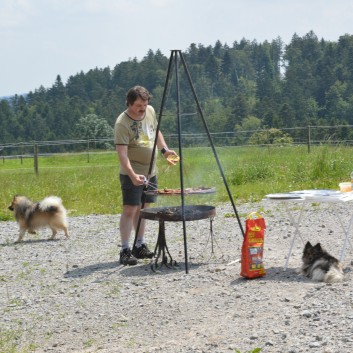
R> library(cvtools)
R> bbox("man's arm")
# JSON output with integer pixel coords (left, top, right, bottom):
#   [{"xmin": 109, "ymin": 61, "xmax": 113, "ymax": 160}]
[
  {"xmin": 157, "ymin": 131, "xmax": 179, "ymax": 164},
  {"xmin": 115, "ymin": 145, "xmax": 145, "ymax": 186}
]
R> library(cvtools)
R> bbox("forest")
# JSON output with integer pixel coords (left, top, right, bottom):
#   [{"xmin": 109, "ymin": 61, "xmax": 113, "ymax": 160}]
[{"xmin": 1, "ymin": 30, "xmax": 353, "ymax": 146}]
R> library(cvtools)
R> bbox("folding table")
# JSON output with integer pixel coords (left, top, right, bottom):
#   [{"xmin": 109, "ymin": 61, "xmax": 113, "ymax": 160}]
[{"xmin": 265, "ymin": 190, "xmax": 353, "ymax": 270}]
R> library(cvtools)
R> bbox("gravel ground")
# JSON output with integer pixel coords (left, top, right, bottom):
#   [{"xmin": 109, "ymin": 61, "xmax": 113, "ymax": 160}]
[{"xmin": 1, "ymin": 199, "xmax": 353, "ymax": 353}]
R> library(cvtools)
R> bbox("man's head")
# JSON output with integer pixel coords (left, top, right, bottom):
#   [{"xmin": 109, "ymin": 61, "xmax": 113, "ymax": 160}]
[{"xmin": 126, "ymin": 86, "xmax": 152, "ymax": 107}]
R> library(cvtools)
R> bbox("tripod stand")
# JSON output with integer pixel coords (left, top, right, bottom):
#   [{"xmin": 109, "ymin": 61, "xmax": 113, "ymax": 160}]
[{"xmin": 136, "ymin": 50, "xmax": 244, "ymax": 274}]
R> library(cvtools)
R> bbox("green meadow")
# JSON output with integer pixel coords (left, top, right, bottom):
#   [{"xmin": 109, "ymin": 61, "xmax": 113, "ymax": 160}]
[{"xmin": 1, "ymin": 144, "xmax": 352, "ymax": 221}]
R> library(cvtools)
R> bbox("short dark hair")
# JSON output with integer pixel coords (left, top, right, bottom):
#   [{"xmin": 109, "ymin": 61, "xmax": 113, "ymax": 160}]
[{"xmin": 126, "ymin": 86, "xmax": 152, "ymax": 106}]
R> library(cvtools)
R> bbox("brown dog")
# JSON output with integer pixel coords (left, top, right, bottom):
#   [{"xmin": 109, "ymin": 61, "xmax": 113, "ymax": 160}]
[{"xmin": 8, "ymin": 195, "xmax": 69, "ymax": 242}]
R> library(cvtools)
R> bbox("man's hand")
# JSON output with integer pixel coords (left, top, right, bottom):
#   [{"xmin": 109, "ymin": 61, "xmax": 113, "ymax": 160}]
[
  {"xmin": 164, "ymin": 150, "xmax": 180, "ymax": 165},
  {"xmin": 130, "ymin": 174, "xmax": 146, "ymax": 186}
]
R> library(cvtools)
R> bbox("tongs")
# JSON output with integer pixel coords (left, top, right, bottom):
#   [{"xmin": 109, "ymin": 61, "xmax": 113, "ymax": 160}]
[{"xmin": 143, "ymin": 177, "xmax": 158, "ymax": 191}]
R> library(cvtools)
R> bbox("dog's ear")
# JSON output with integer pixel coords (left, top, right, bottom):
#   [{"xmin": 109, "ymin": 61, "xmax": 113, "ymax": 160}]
[
  {"xmin": 314, "ymin": 243, "xmax": 322, "ymax": 250},
  {"xmin": 312, "ymin": 243, "xmax": 323, "ymax": 255},
  {"xmin": 305, "ymin": 241, "xmax": 312, "ymax": 249},
  {"xmin": 303, "ymin": 241, "xmax": 312, "ymax": 255}
]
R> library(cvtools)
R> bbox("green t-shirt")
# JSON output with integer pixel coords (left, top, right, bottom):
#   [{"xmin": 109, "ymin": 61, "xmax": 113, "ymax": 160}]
[{"xmin": 114, "ymin": 105, "xmax": 158, "ymax": 176}]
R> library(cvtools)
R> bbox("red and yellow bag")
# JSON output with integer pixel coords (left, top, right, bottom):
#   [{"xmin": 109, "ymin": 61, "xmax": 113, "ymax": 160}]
[{"xmin": 240, "ymin": 211, "xmax": 266, "ymax": 279}]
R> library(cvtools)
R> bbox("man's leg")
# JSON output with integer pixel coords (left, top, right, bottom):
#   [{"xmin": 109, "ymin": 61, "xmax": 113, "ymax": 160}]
[
  {"xmin": 120, "ymin": 204, "xmax": 139, "ymax": 248},
  {"xmin": 119, "ymin": 204, "xmax": 139, "ymax": 265},
  {"xmin": 132, "ymin": 203, "xmax": 154, "ymax": 259}
]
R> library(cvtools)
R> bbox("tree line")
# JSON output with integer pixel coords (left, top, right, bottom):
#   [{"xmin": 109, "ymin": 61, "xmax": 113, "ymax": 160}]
[{"xmin": 1, "ymin": 30, "xmax": 353, "ymax": 147}]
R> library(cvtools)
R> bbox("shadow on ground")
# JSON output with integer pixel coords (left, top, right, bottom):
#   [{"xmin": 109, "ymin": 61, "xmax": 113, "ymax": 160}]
[
  {"xmin": 0, "ymin": 238, "xmax": 59, "ymax": 247},
  {"xmin": 64, "ymin": 259, "xmax": 203, "ymax": 279},
  {"xmin": 230, "ymin": 266, "xmax": 310, "ymax": 285}
]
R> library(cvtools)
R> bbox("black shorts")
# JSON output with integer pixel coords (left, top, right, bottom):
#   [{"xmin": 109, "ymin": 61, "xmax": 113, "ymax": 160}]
[{"xmin": 119, "ymin": 174, "xmax": 157, "ymax": 205}]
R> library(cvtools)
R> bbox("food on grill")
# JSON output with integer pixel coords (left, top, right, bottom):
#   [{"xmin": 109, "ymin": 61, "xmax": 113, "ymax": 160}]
[{"xmin": 145, "ymin": 186, "xmax": 215, "ymax": 195}]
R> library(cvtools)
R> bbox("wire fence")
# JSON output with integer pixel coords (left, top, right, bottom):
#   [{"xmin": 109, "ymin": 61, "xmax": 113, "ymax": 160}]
[{"xmin": 1, "ymin": 124, "xmax": 353, "ymax": 166}]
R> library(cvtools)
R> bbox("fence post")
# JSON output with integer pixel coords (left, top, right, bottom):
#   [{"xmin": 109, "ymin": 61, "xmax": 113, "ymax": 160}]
[
  {"xmin": 87, "ymin": 140, "xmax": 90, "ymax": 163},
  {"xmin": 20, "ymin": 142, "xmax": 23, "ymax": 164},
  {"xmin": 34, "ymin": 143, "xmax": 39, "ymax": 175},
  {"xmin": 307, "ymin": 126, "xmax": 311, "ymax": 154}
]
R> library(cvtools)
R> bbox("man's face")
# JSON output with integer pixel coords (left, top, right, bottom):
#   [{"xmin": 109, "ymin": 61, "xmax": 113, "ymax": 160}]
[{"xmin": 128, "ymin": 97, "xmax": 148, "ymax": 118}]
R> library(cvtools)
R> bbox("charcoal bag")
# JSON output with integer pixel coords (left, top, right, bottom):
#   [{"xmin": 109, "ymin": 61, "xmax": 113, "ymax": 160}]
[{"xmin": 240, "ymin": 211, "xmax": 266, "ymax": 279}]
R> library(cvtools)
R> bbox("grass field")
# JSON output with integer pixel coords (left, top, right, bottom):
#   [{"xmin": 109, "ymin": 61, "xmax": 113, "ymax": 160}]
[{"xmin": 1, "ymin": 144, "xmax": 352, "ymax": 221}]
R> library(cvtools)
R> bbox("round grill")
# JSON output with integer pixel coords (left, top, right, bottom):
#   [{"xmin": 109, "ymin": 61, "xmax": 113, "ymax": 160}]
[{"xmin": 140, "ymin": 205, "xmax": 216, "ymax": 222}]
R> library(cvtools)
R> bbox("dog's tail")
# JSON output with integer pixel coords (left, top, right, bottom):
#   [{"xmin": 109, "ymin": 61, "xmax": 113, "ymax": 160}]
[
  {"xmin": 39, "ymin": 196, "xmax": 64, "ymax": 213},
  {"xmin": 324, "ymin": 265, "xmax": 344, "ymax": 283}
]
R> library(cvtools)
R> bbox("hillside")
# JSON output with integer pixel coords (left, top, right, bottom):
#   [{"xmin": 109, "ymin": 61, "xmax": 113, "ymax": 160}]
[{"xmin": 1, "ymin": 32, "xmax": 353, "ymax": 146}]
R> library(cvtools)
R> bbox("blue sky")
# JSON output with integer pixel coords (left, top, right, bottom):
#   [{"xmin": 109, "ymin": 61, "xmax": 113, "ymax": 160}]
[{"xmin": 1, "ymin": 0, "xmax": 353, "ymax": 97}]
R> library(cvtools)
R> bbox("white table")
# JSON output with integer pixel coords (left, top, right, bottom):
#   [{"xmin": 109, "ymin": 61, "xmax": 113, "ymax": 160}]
[{"xmin": 265, "ymin": 190, "xmax": 353, "ymax": 270}]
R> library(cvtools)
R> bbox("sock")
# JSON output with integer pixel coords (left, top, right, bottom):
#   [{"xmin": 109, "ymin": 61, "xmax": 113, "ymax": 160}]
[
  {"xmin": 121, "ymin": 239, "xmax": 130, "ymax": 250},
  {"xmin": 136, "ymin": 237, "xmax": 145, "ymax": 248}
]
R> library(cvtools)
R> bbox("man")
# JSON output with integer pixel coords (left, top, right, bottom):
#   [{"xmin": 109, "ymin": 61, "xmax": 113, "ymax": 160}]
[{"xmin": 114, "ymin": 86, "xmax": 178, "ymax": 265}]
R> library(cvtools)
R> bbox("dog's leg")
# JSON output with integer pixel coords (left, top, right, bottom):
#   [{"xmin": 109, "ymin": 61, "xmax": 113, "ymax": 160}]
[
  {"xmin": 63, "ymin": 225, "xmax": 69, "ymax": 238},
  {"xmin": 15, "ymin": 228, "xmax": 26, "ymax": 243},
  {"xmin": 49, "ymin": 228, "xmax": 58, "ymax": 240},
  {"xmin": 57, "ymin": 222, "xmax": 69, "ymax": 238}
]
